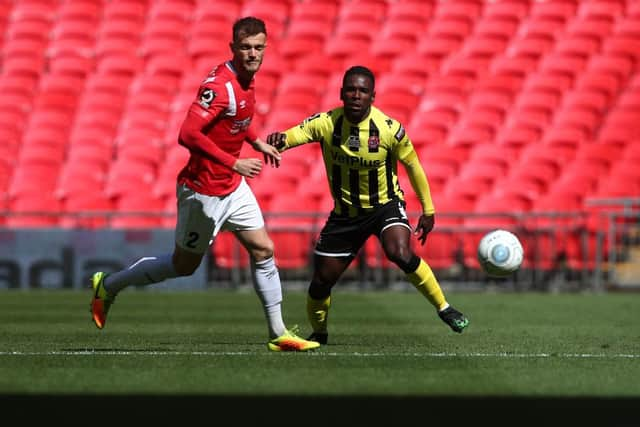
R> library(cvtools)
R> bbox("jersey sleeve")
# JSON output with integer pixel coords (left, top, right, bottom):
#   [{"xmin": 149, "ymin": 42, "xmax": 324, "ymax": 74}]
[
  {"xmin": 178, "ymin": 81, "xmax": 237, "ymax": 169},
  {"xmin": 393, "ymin": 123, "xmax": 436, "ymax": 215},
  {"xmin": 391, "ymin": 122, "xmax": 416, "ymax": 160},
  {"xmin": 282, "ymin": 112, "xmax": 331, "ymax": 150},
  {"xmin": 188, "ymin": 80, "xmax": 229, "ymax": 123}
]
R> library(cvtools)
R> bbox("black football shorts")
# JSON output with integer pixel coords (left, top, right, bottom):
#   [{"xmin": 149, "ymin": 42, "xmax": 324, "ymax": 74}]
[{"xmin": 314, "ymin": 198, "xmax": 412, "ymax": 258}]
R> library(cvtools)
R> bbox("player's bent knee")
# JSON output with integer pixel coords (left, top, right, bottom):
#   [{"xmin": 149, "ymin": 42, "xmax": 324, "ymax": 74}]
[
  {"xmin": 248, "ymin": 240, "xmax": 274, "ymax": 261},
  {"xmin": 384, "ymin": 245, "xmax": 412, "ymax": 267},
  {"xmin": 388, "ymin": 251, "xmax": 420, "ymax": 273}
]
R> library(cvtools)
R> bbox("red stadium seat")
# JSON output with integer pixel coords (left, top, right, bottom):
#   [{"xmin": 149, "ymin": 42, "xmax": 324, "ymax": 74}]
[
  {"xmin": 105, "ymin": 160, "xmax": 156, "ymax": 199},
  {"xmin": 496, "ymin": 171, "xmax": 547, "ymax": 203},
  {"xmin": 554, "ymin": 34, "xmax": 600, "ymax": 60},
  {"xmin": 577, "ymin": 0, "xmax": 624, "ymax": 21},
  {"xmin": 116, "ymin": 141, "xmax": 166, "ymax": 170},
  {"xmin": 56, "ymin": 163, "xmax": 107, "ymax": 199},
  {"xmin": 540, "ymin": 127, "xmax": 585, "ymax": 159},
  {"xmin": 538, "ymin": 52, "xmax": 588, "ymax": 82},
  {"xmin": 603, "ymin": 35, "xmax": 640, "ymax": 63},
  {"xmin": 111, "ymin": 193, "xmax": 168, "ymax": 229},
  {"xmin": 552, "ymin": 108, "xmax": 601, "ymax": 140},
  {"xmin": 529, "ymin": 0, "xmax": 576, "ymax": 23},
  {"xmin": 574, "ymin": 71, "xmax": 621, "ymax": 105},
  {"xmin": 621, "ymin": 142, "xmax": 640, "ymax": 163},
  {"xmin": 325, "ymin": 29, "xmax": 374, "ymax": 60},
  {"xmin": 525, "ymin": 189, "xmax": 587, "ymax": 271},
  {"xmin": 516, "ymin": 145, "xmax": 565, "ymax": 182},
  {"xmin": 413, "ymin": 193, "xmax": 474, "ymax": 270},
  {"xmin": 387, "ymin": 0, "xmax": 433, "ymax": 22},
  {"xmin": 6, "ymin": 193, "xmax": 63, "ymax": 228},
  {"xmin": 586, "ymin": 54, "xmax": 635, "ymax": 85},
  {"xmin": 8, "ymin": 159, "xmax": 61, "ymax": 198},
  {"xmin": 562, "ymin": 150, "xmax": 620, "ymax": 177},
  {"xmin": 96, "ymin": 53, "xmax": 144, "ymax": 77},
  {"xmin": 434, "ymin": 0, "xmax": 481, "ymax": 22},
  {"xmin": 490, "ymin": 55, "xmax": 538, "ymax": 80},
  {"xmin": 57, "ymin": 0, "xmax": 101, "ymax": 21},
  {"xmin": 553, "ymin": 165, "xmax": 601, "ymax": 200},
  {"xmin": 337, "ymin": 0, "xmax": 388, "ymax": 22},
  {"xmin": 363, "ymin": 235, "xmax": 395, "ymax": 269},
  {"xmin": 461, "ymin": 35, "xmax": 509, "ymax": 59},
  {"xmin": 2, "ymin": 55, "xmax": 45, "ymax": 80},
  {"xmin": 417, "ymin": 34, "xmax": 464, "ymax": 60},
  {"xmin": 60, "ymin": 192, "xmax": 115, "ymax": 229},
  {"xmin": 457, "ymin": 158, "xmax": 510, "ymax": 183},
  {"xmin": 442, "ymin": 175, "xmax": 492, "ymax": 207},
  {"xmin": 103, "ymin": 0, "xmax": 147, "ymax": 22},
  {"xmin": 507, "ymin": 32, "xmax": 554, "ymax": 60},
  {"xmin": 563, "ymin": 90, "xmax": 609, "ymax": 115},
  {"xmin": 212, "ymin": 231, "xmax": 250, "ymax": 269}
]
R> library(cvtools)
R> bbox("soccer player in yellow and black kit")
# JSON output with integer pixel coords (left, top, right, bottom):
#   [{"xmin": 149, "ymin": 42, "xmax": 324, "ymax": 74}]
[{"xmin": 266, "ymin": 66, "xmax": 469, "ymax": 344}]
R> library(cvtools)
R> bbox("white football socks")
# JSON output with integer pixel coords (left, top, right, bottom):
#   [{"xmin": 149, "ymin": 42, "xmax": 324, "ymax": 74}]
[
  {"xmin": 251, "ymin": 256, "xmax": 286, "ymax": 338},
  {"xmin": 104, "ymin": 254, "xmax": 178, "ymax": 295}
]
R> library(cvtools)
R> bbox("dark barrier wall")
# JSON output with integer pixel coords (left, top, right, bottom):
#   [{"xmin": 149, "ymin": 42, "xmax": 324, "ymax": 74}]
[{"xmin": 0, "ymin": 229, "xmax": 206, "ymax": 289}]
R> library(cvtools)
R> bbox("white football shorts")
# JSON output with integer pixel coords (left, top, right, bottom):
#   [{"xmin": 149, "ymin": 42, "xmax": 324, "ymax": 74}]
[{"xmin": 175, "ymin": 178, "xmax": 265, "ymax": 253}]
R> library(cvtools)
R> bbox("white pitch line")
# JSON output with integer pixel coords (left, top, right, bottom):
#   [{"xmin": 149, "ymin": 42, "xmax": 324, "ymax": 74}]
[{"xmin": 0, "ymin": 351, "xmax": 639, "ymax": 358}]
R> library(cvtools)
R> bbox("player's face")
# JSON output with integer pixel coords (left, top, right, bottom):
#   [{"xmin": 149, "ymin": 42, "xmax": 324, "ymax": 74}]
[
  {"xmin": 231, "ymin": 33, "xmax": 267, "ymax": 78},
  {"xmin": 341, "ymin": 74, "xmax": 375, "ymax": 123}
]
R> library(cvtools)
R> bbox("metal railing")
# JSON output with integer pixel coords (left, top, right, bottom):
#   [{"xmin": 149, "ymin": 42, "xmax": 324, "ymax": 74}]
[{"xmin": 1, "ymin": 200, "xmax": 638, "ymax": 291}]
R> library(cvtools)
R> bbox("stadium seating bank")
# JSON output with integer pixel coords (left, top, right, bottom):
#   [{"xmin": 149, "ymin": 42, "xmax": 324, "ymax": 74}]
[{"xmin": 1, "ymin": 0, "xmax": 640, "ymax": 290}]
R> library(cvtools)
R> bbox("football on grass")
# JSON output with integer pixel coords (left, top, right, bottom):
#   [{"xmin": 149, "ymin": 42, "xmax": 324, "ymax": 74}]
[{"xmin": 477, "ymin": 229, "xmax": 524, "ymax": 277}]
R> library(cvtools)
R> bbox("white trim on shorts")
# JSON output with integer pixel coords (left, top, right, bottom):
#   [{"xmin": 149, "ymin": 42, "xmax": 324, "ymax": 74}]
[
  {"xmin": 313, "ymin": 221, "xmax": 412, "ymax": 258},
  {"xmin": 381, "ymin": 221, "xmax": 412, "ymax": 234},
  {"xmin": 313, "ymin": 249, "xmax": 354, "ymax": 258}
]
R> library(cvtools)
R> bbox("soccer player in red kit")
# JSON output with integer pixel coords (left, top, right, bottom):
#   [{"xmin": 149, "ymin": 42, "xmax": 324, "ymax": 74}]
[{"xmin": 89, "ymin": 17, "xmax": 319, "ymax": 352}]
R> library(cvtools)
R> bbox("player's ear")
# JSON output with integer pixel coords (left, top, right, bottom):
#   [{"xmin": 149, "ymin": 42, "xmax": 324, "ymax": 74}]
[
  {"xmin": 371, "ymin": 90, "xmax": 376, "ymax": 101},
  {"xmin": 339, "ymin": 87, "xmax": 344, "ymax": 101}
]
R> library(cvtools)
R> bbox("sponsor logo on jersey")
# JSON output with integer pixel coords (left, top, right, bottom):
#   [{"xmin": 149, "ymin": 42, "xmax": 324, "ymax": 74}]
[
  {"xmin": 230, "ymin": 117, "xmax": 252, "ymax": 134},
  {"xmin": 331, "ymin": 151, "xmax": 381, "ymax": 168}
]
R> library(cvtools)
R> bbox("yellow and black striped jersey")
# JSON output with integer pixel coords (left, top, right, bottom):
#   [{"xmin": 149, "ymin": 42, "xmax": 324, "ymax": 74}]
[{"xmin": 281, "ymin": 106, "xmax": 434, "ymax": 217}]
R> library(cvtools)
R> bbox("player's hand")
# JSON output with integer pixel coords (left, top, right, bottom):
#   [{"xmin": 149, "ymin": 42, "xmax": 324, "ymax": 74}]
[
  {"xmin": 232, "ymin": 157, "xmax": 263, "ymax": 178},
  {"xmin": 250, "ymin": 139, "xmax": 281, "ymax": 167},
  {"xmin": 266, "ymin": 132, "xmax": 286, "ymax": 149},
  {"xmin": 414, "ymin": 214, "xmax": 435, "ymax": 246}
]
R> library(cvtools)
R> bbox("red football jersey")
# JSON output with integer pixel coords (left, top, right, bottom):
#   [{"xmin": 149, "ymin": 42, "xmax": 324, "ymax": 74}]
[{"xmin": 177, "ymin": 61, "xmax": 257, "ymax": 196}]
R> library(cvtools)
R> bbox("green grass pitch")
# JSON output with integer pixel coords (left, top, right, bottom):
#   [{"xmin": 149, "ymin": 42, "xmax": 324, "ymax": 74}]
[{"xmin": 0, "ymin": 289, "xmax": 638, "ymax": 424}]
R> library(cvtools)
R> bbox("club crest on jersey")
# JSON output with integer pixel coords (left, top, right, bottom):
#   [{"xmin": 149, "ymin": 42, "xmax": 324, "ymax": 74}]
[
  {"xmin": 198, "ymin": 88, "xmax": 216, "ymax": 108},
  {"xmin": 368, "ymin": 135, "xmax": 380, "ymax": 151}
]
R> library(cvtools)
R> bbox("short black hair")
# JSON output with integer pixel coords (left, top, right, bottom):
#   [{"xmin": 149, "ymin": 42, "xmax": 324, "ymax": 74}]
[
  {"xmin": 232, "ymin": 16, "xmax": 267, "ymax": 42},
  {"xmin": 342, "ymin": 65, "xmax": 375, "ymax": 90}
]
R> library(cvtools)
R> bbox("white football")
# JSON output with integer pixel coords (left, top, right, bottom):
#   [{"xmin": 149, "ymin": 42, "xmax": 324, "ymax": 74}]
[{"xmin": 477, "ymin": 229, "xmax": 524, "ymax": 277}]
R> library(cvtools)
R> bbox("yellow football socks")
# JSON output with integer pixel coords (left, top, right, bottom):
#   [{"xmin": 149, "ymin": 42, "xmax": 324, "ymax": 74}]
[
  {"xmin": 406, "ymin": 259, "xmax": 448, "ymax": 311},
  {"xmin": 307, "ymin": 294, "xmax": 331, "ymax": 333}
]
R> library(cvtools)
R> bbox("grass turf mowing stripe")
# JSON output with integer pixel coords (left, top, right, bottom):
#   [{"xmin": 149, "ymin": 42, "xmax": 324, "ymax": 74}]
[{"xmin": 1, "ymin": 350, "xmax": 639, "ymax": 358}]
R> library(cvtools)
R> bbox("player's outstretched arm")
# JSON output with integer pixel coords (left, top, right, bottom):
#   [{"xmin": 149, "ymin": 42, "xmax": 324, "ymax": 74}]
[
  {"xmin": 266, "ymin": 132, "xmax": 287, "ymax": 151},
  {"xmin": 249, "ymin": 138, "xmax": 281, "ymax": 167}
]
